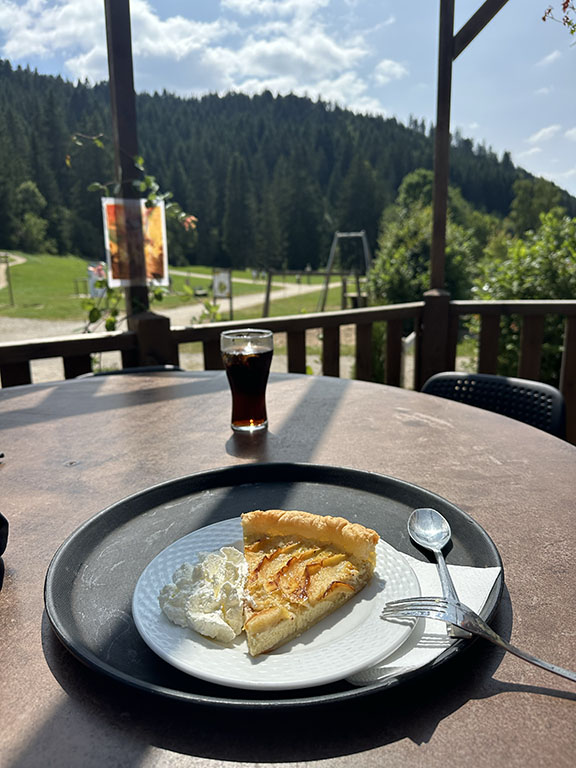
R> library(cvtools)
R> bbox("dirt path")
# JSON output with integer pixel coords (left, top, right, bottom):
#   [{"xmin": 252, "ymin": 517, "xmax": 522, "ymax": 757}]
[
  {"xmin": 0, "ymin": 262, "xmax": 349, "ymax": 382},
  {"xmin": 0, "ymin": 252, "xmax": 26, "ymax": 292}
]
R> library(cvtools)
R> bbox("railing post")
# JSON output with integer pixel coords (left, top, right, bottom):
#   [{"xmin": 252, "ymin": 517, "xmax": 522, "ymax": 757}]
[
  {"xmin": 416, "ymin": 289, "xmax": 452, "ymax": 389},
  {"xmin": 560, "ymin": 316, "xmax": 576, "ymax": 444},
  {"xmin": 131, "ymin": 312, "xmax": 179, "ymax": 368}
]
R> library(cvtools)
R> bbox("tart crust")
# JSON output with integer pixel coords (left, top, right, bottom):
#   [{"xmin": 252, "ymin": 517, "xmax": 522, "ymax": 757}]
[{"xmin": 241, "ymin": 509, "xmax": 379, "ymax": 656}]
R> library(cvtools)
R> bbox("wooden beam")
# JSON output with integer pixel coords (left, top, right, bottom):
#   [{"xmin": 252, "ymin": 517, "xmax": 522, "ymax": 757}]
[
  {"xmin": 430, "ymin": 0, "xmax": 454, "ymax": 291},
  {"xmin": 104, "ymin": 0, "xmax": 149, "ymax": 318},
  {"xmin": 454, "ymin": 0, "xmax": 511, "ymax": 60}
]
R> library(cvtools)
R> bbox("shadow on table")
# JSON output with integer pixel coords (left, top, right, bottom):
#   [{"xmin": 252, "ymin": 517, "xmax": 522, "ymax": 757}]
[
  {"xmin": 224, "ymin": 374, "xmax": 348, "ymax": 463},
  {"xmin": 0, "ymin": 370, "xmax": 230, "ymax": 427},
  {"xmin": 21, "ymin": 586, "xmax": 574, "ymax": 768}
]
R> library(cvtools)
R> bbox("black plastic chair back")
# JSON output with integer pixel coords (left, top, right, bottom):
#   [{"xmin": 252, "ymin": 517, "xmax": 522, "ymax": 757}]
[
  {"xmin": 77, "ymin": 365, "xmax": 183, "ymax": 378},
  {"xmin": 421, "ymin": 372, "xmax": 566, "ymax": 439}
]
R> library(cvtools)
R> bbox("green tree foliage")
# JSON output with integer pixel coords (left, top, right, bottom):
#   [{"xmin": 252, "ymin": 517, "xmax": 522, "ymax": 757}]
[
  {"xmin": 14, "ymin": 180, "xmax": 52, "ymax": 253},
  {"xmin": 508, "ymin": 177, "xmax": 565, "ymax": 235},
  {"xmin": 475, "ymin": 211, "xmax": 576, "ymax": 384},
  {"xmin": 15, "ymin": 180, "xmax": 47, "ymax": 217},
  {"xmin": 368, "ymin": 169, "xmax": 499, "ymax": 304},
  {"xmin": 0, "ymin": 60, "xmax": 574, "ymax": 268},
  {"xmin": 222, "ymin": 153, "xmax": 256, "ymax": 268}
]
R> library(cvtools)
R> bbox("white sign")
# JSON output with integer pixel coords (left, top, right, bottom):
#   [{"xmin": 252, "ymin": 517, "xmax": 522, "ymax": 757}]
[{"xmin": 213, "ymin": 270, "xmax": 232, "ymax": 298}]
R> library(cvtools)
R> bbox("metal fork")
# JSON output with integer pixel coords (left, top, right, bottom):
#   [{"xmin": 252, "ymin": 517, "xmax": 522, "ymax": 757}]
[{"xmin": 381, "ymin": 597, "xmax": 576, "ymax": 683}]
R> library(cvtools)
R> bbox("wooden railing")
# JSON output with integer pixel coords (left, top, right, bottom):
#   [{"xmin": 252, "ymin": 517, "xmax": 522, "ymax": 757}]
[
  {"xmin": 2, "ymin": 297, "xmax": 576, "ymax": 442},
  {"xmin": 0, "ymin": 302, "xmax": 423, "ymax": 389},
  {"xmin": 170, "ymin": 302, "xmax": 422, "ymax": 383}
]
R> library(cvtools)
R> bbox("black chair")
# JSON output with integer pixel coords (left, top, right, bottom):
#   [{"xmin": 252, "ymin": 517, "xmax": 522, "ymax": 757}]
[
  {"xmin": 421, "ymin": 372, "xmax": 566, "ymax": 439},
  {"xmin": 77, "ymin": 365, "xmax": 183, "ymax": 378}
]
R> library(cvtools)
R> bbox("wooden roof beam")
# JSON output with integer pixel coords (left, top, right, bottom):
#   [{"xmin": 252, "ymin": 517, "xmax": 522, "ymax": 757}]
[{"xmin": 454, "ymin": 0, "xmax": 511, "ymax": 60}]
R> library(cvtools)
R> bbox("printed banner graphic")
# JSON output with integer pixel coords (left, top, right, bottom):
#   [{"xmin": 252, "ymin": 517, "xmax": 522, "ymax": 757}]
[{"xmin": 102, "ymin": 198, "xmax": 169, "ymax": 287}]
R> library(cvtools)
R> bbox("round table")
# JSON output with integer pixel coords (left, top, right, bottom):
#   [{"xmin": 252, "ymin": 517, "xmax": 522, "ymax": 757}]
[{"xmin": 1, "ymin": 371, "xmax": 575, "ymax": 767}]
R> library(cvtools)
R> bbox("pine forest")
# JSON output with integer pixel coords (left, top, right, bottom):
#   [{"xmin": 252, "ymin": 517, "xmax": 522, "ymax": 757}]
[{"xmin": 0, "ymin": 58, "xmax": 574, "ymax": 281}]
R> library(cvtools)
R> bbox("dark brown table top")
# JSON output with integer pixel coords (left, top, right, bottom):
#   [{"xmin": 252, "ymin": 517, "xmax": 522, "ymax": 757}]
[{"xmin": 1, "ymin": 371, "xmax": 575, "ymax": 767}]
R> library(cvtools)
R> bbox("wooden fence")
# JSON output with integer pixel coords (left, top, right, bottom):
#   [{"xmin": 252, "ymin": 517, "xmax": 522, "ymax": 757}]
[{"xmin": 2, "ymin": 296, "xmax": 576, "ymax": 442}]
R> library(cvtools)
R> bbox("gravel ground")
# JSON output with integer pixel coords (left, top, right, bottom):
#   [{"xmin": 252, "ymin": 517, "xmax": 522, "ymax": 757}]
[{"xmin": 0, "ymin": 287, "xmax": 357, "ymax": 383}]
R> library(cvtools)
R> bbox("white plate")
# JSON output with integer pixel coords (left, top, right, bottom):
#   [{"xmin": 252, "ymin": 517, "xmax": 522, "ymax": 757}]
[{"xmin": 132, "ymin": 518, "xmax": 420, "ymax": 690}]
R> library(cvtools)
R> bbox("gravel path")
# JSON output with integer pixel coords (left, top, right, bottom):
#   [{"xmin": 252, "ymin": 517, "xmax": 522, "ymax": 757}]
[{"xmin": 0, "ymin": 262, "xmax": 352, "ymax": 382}]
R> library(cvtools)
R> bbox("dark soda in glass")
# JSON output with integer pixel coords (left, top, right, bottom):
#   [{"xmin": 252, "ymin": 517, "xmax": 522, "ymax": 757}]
[{"xmin": 221, "ymin": 330, "xmax": 273, "ymax": 431}]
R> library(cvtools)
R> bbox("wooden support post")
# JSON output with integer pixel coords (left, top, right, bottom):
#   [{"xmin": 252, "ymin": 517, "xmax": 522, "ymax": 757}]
[
  {"xmin": 518, "ymin": 315, "xmax": 544, "ymax": 380},
  {"xmin": 560, "ymin": 316, "xmax": 576, "ymax": 444},
  {"xmin": 0, "ymin": 361, "xmax": 32, "ymax": 388},
  {"xmin": 104, "ymin": 0, "xmax": 149, "ymax": 321},
  {"xmin": 417, "ymin": 289, "xmax": 452, "ymax": 389},
  {"xmin": 287, "ymin": 330, "xmax": 306, "ymax": 374},
  {"xmin": 63, "ymin": 355, "xmax": 93, "ymax": 380},
  {"xmin": 322, "ymin": 326, "xmax": 340, "ymax": 377},
  {"xmin": 262, "ymin": 272, "xmax": 273, "ymax": 317},
  {"xmin": 130, "ymin": 312, "xmax": 179, "ymax": 368},
  {"xmin": 203, "ymin": 339, "xmax": 223, "ymax": 370},
  {"xmin": 478, "ymin": 314, "xmax": 500, "ymax": 373},
  {"xmin": 430, "ymin": 0, "xmax": 455, "ymax": 291},
  {"xmin": 385, "ymin": 319, "xmax": 403, "ymax": 387},
  {"xmin": 430, "ymin": 0, "xmax": 509, "ymax": 292},
  {"xmin": 355, "ymin": 324, "xmax": 373, "ymax": 381},
  {"xmin": 447, "ymin": 310, "xmax": 459, "ymax": 370}
]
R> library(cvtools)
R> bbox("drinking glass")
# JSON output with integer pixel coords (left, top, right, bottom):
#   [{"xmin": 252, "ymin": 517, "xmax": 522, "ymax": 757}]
[{"xmin": 220, "ymin": 329, "xmax": 274, "ymax": 432}]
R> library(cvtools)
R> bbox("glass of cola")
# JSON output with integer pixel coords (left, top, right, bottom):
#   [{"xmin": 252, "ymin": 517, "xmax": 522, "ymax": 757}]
[{"xmin": 220, "ymin": 328, "xmax": 274, "ymax": 432}]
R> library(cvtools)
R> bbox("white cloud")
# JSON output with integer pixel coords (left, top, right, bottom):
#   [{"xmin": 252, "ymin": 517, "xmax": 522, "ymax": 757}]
[
  {"xmin": 0, "ymin": 0, "xmax": 386, "ymax": 114},
  {"xmin": 565, "ymin": 128, "xmax": 576, "ymax": 141},
  {"xmin": 373, "ymin": 59, "xmax": 408, "ymax": 85},
  {"xmin": 527, "ymin": 124, "xmax": 562, "ymax": 143},
  {"xmin": 536, "ymin": 49, "xmax": 561, "ymax": 67},
  {"xmin": 516, "ymin": 147, "xmax": 542, "ymax": 159},
  {"xmin": 0, "ymin": 0, "xmax": 104, "ymax": 59},
  {"xmin": 0, "ymin": 0, "xmax": 239, "ymax": 84},
  {"xmin": 234, "ymin": 69, "xmax": 384, "ymax": 115},
  {"xmin": 544, "ymin": 167, "xmax": 576, "ymax": 184},
  {"xmin": 221, "ymin": 0, "xmax": 329, "ymax": 18},
  {"xmin": 535, "ymin": 86, "xmax": 552, "ymax": 96},
  {"xmin": 239, "ymin": 30, "xmax": 365, "ymax": 78}
]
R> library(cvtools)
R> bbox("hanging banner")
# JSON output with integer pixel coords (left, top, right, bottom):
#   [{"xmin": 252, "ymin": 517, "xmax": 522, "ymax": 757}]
[{"xmin": 101, "ymin": 198, "xmax": 169, "ymax": 287}]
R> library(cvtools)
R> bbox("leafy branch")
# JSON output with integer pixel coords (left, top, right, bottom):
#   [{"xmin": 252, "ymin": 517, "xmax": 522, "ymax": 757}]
[
  {"xmin": 68, "ymin": 132, "xmax": 198, "ymax": 332},
  {"xmin": 72, "ymin": 133, "xmax": 198, "ymax": 230},
  {"xmin": 543, "ymin": 2, "xmax": 576, "ymax": 37}
]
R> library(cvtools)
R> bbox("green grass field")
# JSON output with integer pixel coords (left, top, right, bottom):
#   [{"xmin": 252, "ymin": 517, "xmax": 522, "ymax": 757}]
[{"xmin": 0, "ymin": 252, "xmax": 343, "ymax": 322}]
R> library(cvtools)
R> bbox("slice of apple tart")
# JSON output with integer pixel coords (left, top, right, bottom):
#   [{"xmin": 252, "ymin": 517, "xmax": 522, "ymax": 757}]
[{"xmin": 241, "ymin": 509, "xmax": 379, "ymax": 656}]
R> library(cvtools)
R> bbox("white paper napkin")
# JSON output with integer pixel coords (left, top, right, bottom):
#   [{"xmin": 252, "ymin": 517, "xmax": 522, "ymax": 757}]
[{"xmin": 346, "ymin": 554, "xmax": 502, "ymax": 685}]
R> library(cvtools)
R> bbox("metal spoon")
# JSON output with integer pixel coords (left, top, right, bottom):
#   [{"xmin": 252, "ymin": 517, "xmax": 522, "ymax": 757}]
[
  {"xmin": 408, "ymin": 507, "xmax": 460, "ymax": 602},
  {"xmin": 408, "ymin": 507, "xmax": 470, "ymax": 637}
]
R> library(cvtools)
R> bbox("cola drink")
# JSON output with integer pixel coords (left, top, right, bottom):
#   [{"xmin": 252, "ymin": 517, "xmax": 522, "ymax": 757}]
[{"xmin": 221, "ymin": 330, "xmax": 273, "ymax": 432}]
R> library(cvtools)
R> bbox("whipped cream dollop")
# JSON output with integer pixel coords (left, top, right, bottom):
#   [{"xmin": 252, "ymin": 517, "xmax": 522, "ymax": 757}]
[{"xmin": 158, "ymin": 546, "xmax": 247, "ymax": 643}]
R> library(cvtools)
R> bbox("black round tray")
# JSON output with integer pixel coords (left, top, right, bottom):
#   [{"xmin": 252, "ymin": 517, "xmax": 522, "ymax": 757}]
[{"xmin": 44, "ymin": 463, "xmax": 503, "ymax": 709}]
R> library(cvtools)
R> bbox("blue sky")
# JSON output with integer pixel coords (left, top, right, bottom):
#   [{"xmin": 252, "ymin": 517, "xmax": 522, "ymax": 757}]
[{"xmin": 0, "ymin": 0, "xmax": 574, "ymax": 196}]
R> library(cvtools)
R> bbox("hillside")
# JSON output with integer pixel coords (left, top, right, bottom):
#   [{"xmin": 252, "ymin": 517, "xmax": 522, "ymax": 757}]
[{"xmin": 1, "ymin": 59, "xmax": 574, "ymax": 268}]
